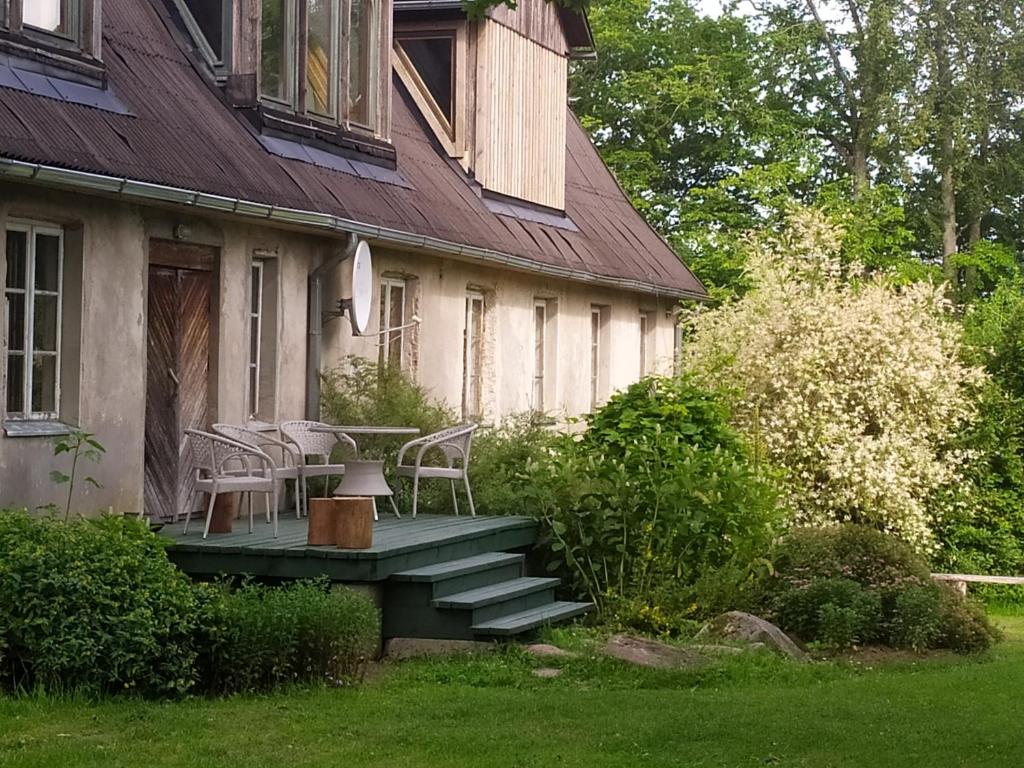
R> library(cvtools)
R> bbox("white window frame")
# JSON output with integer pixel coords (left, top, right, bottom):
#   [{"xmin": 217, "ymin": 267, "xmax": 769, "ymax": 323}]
[
  {"xmin": 379, "ymin": 276, "xmax": 406, "ymax": 369},
  {"xmin": 248, "ymin": 260, "xmax": 264, "ymax": 419},
  {"xmin": 172, "ymin": 0, "xmax": 231, "ymax": 67},
  {"xmin": 590, "ymin": 307, "xmax": 601, "ymax": 411},
  {"xmin": 4, "ymin": 222, "xmax": 64, "ymax": 421},
  {"xmin": 532, "ymin": 299, "xmax": 546, "ymax": 412},
  {"xmin": 463, "ymin": 290, "xmax": 485, "ymax": 421}
]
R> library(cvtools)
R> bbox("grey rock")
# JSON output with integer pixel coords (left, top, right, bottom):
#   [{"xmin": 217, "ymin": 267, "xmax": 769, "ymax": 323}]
[
  {"xmin": 602, "ymin": 634, "xmax": 709, "ymax": 669},
  {"xmin": 532, "ymin": 667, "xmax": 563, "ymax": 679},
  {"xmin": 383, "ymin": 637, "xmax": 494, "ymax": 660},
  {"xmin": 525, "ymin": 643, "xmax": 573, "ymax": 658},
  {"xmin": 700, "ymin": 611, "xmax": 810, "ymax": 661}
]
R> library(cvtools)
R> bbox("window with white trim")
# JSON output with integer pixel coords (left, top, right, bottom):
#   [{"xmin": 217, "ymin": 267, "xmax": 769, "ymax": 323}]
[
  {"xmin": 462, "ymin": 290, "xmax": 485, "ymax": 421},
  {"xmin": 639, "ymin": 310, "xmax": 656, "ymax": 376},
  {"xmin": 248, "ymin": 256, "xmax": 279, "ymax": 422},
  {"xmin": 378, "ymin": 277, "xmax": 406, "ymax": 369},
  {"xmin": 590, "ymin": 305, "xmax": 610, "ymax": 411},
  {"xmin": 175, "ymin": 0, "xmax": 230, "ymax": 65},
  {"xmin": 394, "ymin": 24, "xmax": 466, "ymax": 156},
  {"xmin": 532, "ymin": 299, "xmax": 547, "ymax": 412},
  {"xmin": 5, "ymin": 224, "xmax": 63, "ymax": 420},
  {"xmin": 0, "ymin": 0, "xmax": 102, "ymax": 61}
]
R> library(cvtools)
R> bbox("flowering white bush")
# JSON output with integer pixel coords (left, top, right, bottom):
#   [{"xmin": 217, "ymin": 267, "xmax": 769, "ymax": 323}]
[{"xmin": 683, "ymin": 209, "xmax": 985, "ymax": 551}]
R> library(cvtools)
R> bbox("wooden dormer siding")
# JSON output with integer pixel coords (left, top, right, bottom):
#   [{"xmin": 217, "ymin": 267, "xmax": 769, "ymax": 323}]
[{"xmin": 486, "ymin": 0, "xmax": 570, "ymax": 57}]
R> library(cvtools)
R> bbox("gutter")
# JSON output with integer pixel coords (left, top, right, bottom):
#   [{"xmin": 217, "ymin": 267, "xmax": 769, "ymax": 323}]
[{"xmin": 0, "ymin": 157, "xmax": 705, "ymax": 301}]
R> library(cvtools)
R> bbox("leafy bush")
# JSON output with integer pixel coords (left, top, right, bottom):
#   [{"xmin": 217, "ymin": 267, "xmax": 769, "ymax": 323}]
[
  {"xmin": 775, "ymin": 578, "xmax": 881, "ymax": 650},
  {"xmin": 470, "ymin": 413, "xmax": 560, "ymax": 516},
  {"xmin": 524, "ymin": 376, "xmax": 777, "ymax": 633},
  {"xmin": 755, "ymin": 525, "xmax": 998, "ymax": 653},
  {"xmin": 684, "ymin": 208, "xmax": 984, "ymax": 550},
  {"xmin": 0, "ymin": 511, "xmax": 198, "ymax": 696},
  {"xmin": 194, "ymin": 579, "xmax": 379, "ymax": 694}
]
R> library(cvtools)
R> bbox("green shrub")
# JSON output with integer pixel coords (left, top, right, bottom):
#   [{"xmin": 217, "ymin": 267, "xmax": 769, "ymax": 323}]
[
  {"xmin": 775, "ymin": 578, "xmax": 881, "ymax": 650},
  {"xmin": 756, "ymin": 525, "xmax": 998, "ymax": 653},
  {"xmin": 320, "ymin": 356, "xmax": 456, "ymax": 511},
  {"xmin": 0, "ymin": 511, "xmax": 198, "ymax": 696},
  {"xmin": 469, "ymin": 413, "xmax": 560, "ymax": 516},
  {"xmin": 524, "ymin": 376, "xmax": 777, "ymax": 634},
  {"xmin": 194, "ymin": 579, "xmax": 379, "ymax": 694}
]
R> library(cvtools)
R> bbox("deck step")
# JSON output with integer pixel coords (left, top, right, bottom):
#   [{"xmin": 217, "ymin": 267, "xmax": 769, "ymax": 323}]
[
  {"xmin": 433, "ymin": 577, "xmax": 559, "ymax": 610},
  {"xmin": 471, "ymin": 601, "xmax": 594, "ymax": 637},
  {"xmin": 391, "ymin": 552, "xmax": 524, "ymax": 582}
]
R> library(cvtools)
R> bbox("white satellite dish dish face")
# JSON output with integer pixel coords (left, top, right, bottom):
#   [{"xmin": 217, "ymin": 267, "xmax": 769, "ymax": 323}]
[{"xmin": 349, "ymin": 240, "xmax": 373, "ymax": 335}]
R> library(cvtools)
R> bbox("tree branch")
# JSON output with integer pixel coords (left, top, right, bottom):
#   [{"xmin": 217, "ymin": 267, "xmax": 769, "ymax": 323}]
[{"xmin": 804, "ymin": 0, "xmax": 856, "ymax": 108}]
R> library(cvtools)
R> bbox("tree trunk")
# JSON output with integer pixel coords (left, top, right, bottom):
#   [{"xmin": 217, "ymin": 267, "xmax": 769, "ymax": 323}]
[{"xmin": 932, "ymin": 2, "xmax": 958, "ymax": 291}]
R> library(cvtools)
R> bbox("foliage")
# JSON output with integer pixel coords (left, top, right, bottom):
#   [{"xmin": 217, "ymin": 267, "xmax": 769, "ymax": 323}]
[
  {"xmin": 0, "ymin": 511, "xmax": 197, "ymax": 696},
  {"xmin": 755, "ymin": 525, "xmax": 998, "ymax": 652},
  {"xmin": 684, "ymin": 209, "xmax": 984, "ymax": 550},
  {"xmin": 48, "ymin": 429, "xmax": 105, "ymax": 522},
  {"xmin": 523, "ymin": 375, "xmax": 777, "ymax": 633},
  {"xmin": 467, "ymin": 413, "xmax": 560, "ymax": 516},
  {"xmin": 193, "ymin": 579, "xmax": 379, "ymax": 694}
]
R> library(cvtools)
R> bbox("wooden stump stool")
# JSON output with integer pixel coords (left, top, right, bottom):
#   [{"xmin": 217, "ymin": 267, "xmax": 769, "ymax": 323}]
[
  {"xmin": 307, "ymin": 497, "xmax": 374, "ymax": 549},
  {"xmin": 208, "ymin": 493, "xmax": 240, "ymax": 534}
]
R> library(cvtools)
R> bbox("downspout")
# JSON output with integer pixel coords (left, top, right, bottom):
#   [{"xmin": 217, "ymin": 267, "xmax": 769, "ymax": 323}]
[{"xmin": 306, "ymin": 233, "xmax": 358, "ymax": 419}]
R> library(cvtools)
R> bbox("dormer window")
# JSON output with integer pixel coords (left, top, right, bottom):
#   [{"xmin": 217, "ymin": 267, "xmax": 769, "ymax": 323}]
[
  {"xmin": 176, "ymin": 0, "xmax": 228, "ymax": 64},
  {"xmin": 0, "ymin": 0, "xmax": 101, "ymax": 70},
  {"xmin": 394, "ymin": 23, "xmax": 465, "ymax": 158},
  {"xmin": 259, "ymin": 0, "xmax": 382, "ymax": 131}
]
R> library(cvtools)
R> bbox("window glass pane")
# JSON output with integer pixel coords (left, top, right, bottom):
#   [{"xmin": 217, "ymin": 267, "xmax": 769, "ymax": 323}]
[
  {"xmin": 35, "ymin": 233, "xmax": 61, "ymax": 292},
  {"xmin": 398, "ymin": 37, "xmax": 454, "ymax": 123},
  {"xmin": 250, "ymin": 317, "xmax": 260, "ymax": 361},
  {"xmin": 348, "ymin": 0, "xmax": 375, "ymax": 126},
  {"xmin": 6, "ymin": 353, "xmax": 24, "ymax": 413},
  {"xmin": 183, "ymin": 0, "xmax": 224, "ymax": 58},
  {"xmin": 6, "ymin": 230, "xmax": 26, "ymax": 289},
  {"xmin": 6, "ymin": 294, "xmax": 25, "ymax": 352},
  {"xmin": 249, "ymin": 366, "xmax": 258, "ymax": 413},
  {"xmin": 251, "ymin": 265, "xmax": 261, "ymax": 313},
  {"xmin": 261, "ymin": 0, "xmax": 291, "ymax": 102},
  {"xmin": 307, "ymin": 0, "xmax": 337, "ymax": 115},
  {"xmin": 33, "ymin": 294, "xmax": 60, "ymax": 353},
  {"xmin": 32, "ymin": 354, "xmax": 57, "ymax": 413},
  {"xmin": 24, "ymin": 0, "xmax": 70, "ymax": 35}
]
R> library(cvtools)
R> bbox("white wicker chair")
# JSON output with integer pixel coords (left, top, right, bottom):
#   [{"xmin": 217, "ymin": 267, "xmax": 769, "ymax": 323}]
[
  {"xmin": 212, "ymin": 423, "xmax": 302, "ymax": 521},
  {"xmin": 395, "ymin": 424, "xmax": 477, "ymax": 518},
  {"xmin": 184, "ymin": 429, "xmax": 278, "ymax": 539},
  {"xmin": 279, "ymin": 420, "xmax": 358, "ymax": 512}
]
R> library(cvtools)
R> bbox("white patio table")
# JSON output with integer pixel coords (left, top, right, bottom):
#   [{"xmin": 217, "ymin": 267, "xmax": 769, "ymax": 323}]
[{"xmin": 308, "ymin": 425, "xmax": 421, "ymax": 518}]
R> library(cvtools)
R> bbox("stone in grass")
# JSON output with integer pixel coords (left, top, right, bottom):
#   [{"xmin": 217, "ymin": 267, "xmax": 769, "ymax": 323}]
[
  {"xmin": 383, "ymin": 637, "xmax": 495, "ymax": 661},
  {"xmin": 525, "ymin": 643, "xmax": 573, "ymax": 658},
  {"xmin": 532, "ymin": 667, "xmax": 563, "ymax": 679},
  {"xmin": 699, "ymin": 611, "xmax": 810, "ymax": 662},
  {"xmin": 602, "ymin": 634, "xmax": 710, "ymax": 669}
]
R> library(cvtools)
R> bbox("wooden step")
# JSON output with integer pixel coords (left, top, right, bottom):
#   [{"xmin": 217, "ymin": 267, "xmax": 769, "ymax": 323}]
[
  {"xmin": 471, "ymin": 601, "xmax": 594, "ymax": 637},
  {"xmin": 433, "ymin": 577, "xmax": 559, "ymax": 610},
  {"xmin": 390, "ymin": 552, "xmax": 525, "ymax": 599}
]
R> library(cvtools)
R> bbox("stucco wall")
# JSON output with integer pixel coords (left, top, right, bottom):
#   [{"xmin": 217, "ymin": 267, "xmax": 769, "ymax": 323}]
[{"xmin": 0, "ymin": 185, "xmax": 680, "ymax": 515}]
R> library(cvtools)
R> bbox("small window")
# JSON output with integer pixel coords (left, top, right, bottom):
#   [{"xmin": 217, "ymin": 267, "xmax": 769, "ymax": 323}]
[
  {"xmin": 177, "ymin": 0, "xmax": 229, "ymax": 63},
  {"xmin": 590, "ymin": 305, "xmax": 609, "ymax": 411},
  {"xmin": 396, "ymin": 33, "xmax": 455, "ymax": 126},
  {"xmin": 463, "ymin": 291, "xmax": 485, "ymax": 421},
  {"xmin": 248, "ymin": 257, "xmax": 279, "ymax": 421},
  {"xmin": 379, "ymin": 277, "xmax": 406, "ymax": 369},
  {"xmin": 3, "ymin": 0, "xmax": 101, "ymax": 60},
  {"xmin": 5, "ymin": 224, "xmax": 63, "ymax": 420},
  {"xmin": 639, "ymin": 310, "xmax": 656, "ymax": 376},
  {"xmin": 348, "ymin": 0, "xmax": 377, "ymax": 127},
  {"xmin": 532, "ymin": 300, "xmax": 546, "ymax": 412},
  {"xmin": 23, "ymin": 0, "xmax": 78, "ymax": 40}
]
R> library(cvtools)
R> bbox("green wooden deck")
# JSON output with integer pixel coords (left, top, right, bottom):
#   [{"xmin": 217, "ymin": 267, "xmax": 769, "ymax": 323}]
[{"xmin": 160, "ymin": 514, "xmax": 539, "ymax": 583}]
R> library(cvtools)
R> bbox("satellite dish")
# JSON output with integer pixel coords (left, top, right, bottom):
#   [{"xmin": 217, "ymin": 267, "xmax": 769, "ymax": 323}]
[{"xmin": 347, "ymin": 240, "xmax": 373, "ymax": 335}]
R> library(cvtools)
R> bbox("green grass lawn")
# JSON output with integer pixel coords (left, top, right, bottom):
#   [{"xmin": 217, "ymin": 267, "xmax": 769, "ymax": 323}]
[{"xmin": 3, "ymin": 617, "xmax": 1024, "ymax": 768}]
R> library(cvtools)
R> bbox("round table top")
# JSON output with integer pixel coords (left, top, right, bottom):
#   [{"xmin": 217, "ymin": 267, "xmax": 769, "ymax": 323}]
[{"xmin": 309, "ymin": 425, "xmax": 421, "ymax": 436}]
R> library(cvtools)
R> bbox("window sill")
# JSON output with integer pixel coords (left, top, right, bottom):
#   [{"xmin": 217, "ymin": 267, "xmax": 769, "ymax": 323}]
[
  {"xmin": 0, "ymin": 34, "xmax": 104, "ymax": 87},
  {"xmin": 3, "ymin": 419, "xmax": 74, "ymax": 438}
]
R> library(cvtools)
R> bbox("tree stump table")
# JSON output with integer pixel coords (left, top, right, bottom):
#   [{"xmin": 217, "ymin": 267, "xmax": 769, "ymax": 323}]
[
  {"xmin": 307, "ymin": 497, "xmax": 374, "ymax": 549},
  {"xmin": 208, "ymin": 493, "xmax": 240, "ymax": 534}
]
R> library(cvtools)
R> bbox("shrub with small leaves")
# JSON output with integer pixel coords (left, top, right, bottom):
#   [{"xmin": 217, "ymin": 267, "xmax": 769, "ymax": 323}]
[
  {"xmin": 775, "ymin": 578, "xmax": 881, "ymax": 650},
  {"xmin": 193, "ymin": 579, "xmax": 379, "ymax": 694},
  {"xmin": 0, "ymin": 511, "xmax": 198, "ymax": 696}
]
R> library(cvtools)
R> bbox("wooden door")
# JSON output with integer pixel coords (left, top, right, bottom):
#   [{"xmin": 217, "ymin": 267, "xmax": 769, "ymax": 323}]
[{"xmin": 144, "ymin": 265, "xmax": 211, "ymax": 521}]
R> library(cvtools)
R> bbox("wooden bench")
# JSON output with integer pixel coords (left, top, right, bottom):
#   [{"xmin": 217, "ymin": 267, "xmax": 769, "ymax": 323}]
[{"xmin": 932, "ymin": 573, "xmax": 1024, "ymax": 595}]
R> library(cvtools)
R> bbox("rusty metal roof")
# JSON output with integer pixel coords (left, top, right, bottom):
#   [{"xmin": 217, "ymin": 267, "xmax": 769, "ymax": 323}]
[{"xmin": 0, "ymin": 0, "xmax": 705, "ymax": 298}]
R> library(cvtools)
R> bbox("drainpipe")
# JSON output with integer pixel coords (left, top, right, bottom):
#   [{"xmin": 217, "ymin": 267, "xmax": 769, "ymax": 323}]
[{"xmin": 306, "ymin": 233, "xmax": 358, "ymax": 419}]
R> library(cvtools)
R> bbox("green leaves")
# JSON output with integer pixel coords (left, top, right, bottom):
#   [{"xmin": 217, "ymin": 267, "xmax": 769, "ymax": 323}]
[{"xmin": 49, "ymin": 428, "xmax": 105, "ymax": 522}]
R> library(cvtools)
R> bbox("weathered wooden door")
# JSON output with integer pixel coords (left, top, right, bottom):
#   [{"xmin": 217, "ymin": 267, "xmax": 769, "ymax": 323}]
[{"xmin": 144, "ymin": 260, "xmax": 212, "ymax": 521}]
